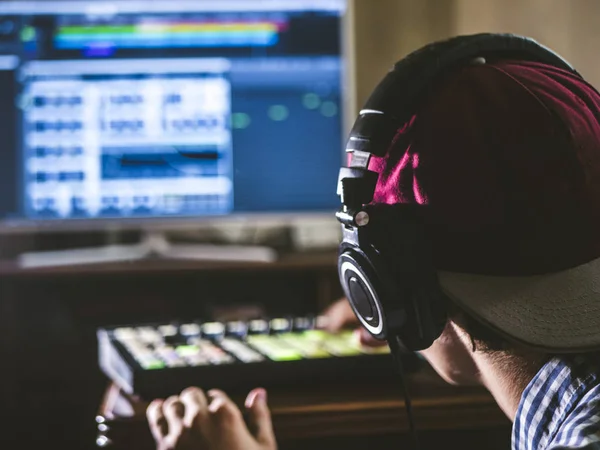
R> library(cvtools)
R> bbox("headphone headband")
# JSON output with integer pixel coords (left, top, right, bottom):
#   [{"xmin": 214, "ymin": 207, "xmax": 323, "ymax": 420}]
[{"xmin": 362, "ymin": 33, "xmax": 576, "ymax": 132}]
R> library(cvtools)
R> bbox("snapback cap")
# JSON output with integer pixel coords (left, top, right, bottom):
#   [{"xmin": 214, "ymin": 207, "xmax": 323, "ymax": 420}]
[{"xmin": 369, "ymin": 58, "xmax": 600, "ymax": 352}]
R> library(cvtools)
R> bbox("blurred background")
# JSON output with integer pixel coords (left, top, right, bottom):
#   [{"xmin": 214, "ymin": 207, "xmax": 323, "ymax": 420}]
[
  {"xmin": 354, "ymin": 0, "xmax": 600, "ymax": 106},
  {"xmin": 0, "ymin": 1, "xmax": 598, "ymax": 450}
]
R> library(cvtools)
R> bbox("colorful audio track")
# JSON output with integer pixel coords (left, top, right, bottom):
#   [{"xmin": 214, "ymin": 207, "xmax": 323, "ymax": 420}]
[{"xmin": 55, "ymin": 19, "xmax": 288, "ymax": 50}]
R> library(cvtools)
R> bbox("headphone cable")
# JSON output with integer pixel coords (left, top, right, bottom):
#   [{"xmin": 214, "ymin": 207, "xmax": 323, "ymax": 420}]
[{"xmin": 388, "ymin": 334, "xmax": 420, "ymax": 450}]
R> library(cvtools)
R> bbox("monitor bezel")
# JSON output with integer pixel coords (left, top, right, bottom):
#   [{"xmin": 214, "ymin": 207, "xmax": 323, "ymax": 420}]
[{"xmin": 0, "ymin": 0, "xmax": 355, "ymax": 234}]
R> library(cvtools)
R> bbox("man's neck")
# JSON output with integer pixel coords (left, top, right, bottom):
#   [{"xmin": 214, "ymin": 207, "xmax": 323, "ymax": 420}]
[{"xmin": 474, "ymin": 351, "xmax": 547, "ymax": 420}]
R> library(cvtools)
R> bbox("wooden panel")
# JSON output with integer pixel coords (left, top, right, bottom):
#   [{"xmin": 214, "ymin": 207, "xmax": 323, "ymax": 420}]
[
  {"xmin": 453, "ymin": 0, "xmax": 600, "ymax": 87},
  {"xmin": 567, "ymin": 0, "xmax": 600, "ymax": 86},
  {"xmin": 352, "ymin": 0, "xmax": 600, "ymax": 101},
  {"xmin": 454, "ymin": 0, "xmax": 572, "ymax": 56},
  {"xmin": 353, "ymin": 0, "xmax": 454, "ymax": 108}
]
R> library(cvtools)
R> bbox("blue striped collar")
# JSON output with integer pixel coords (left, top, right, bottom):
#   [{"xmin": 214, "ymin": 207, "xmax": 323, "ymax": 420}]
[{"xmin": 512, "ymin": 356, "xmax": 600, "ymax": 450}]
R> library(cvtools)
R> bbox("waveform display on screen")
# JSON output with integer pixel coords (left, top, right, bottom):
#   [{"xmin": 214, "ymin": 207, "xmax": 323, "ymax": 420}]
[{"xmin": 54, "ymin": 19, "xmax": 288, "ymax": 50}]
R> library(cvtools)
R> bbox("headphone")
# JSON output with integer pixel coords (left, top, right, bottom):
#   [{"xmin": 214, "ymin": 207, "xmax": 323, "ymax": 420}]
[{"xmin": 336, "ymin": 33, "xmax": 581, "ymax": 352}]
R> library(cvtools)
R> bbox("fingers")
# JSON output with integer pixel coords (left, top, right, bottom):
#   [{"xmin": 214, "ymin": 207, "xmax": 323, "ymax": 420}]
[
  {"xmin": 147, "ymin": 399, "xmax": 169, "ymax": 441},
  {"xmin": 148, "ymin": 387, "xmax": 269, "ymax": 450},
  {"xmin": 245, "ymin": 388, "xmax": 276, "ymax": 446},
  {"xmin": 207, "ymin": 389, "xmax": 245, "ymax": 428},
  {"xmin": 179, "ymin": 387, "xmax": 209, "ymax": 429},
  {"xmin": 322, "ymin": 298, "xmax": 357, "ymax": 332},
  {"xmin": 162, "ymin": 395, "xmax": 185, "ymax": 436},
  {"xmin": 356, "ymin": 327, "xmax": 387, "ymax": 347}
]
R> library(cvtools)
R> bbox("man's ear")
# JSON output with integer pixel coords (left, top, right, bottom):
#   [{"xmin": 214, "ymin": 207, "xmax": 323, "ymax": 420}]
[
  {"xmin": 435, "ymin": 317, "xmax": 473, "ymax": 350},
  {"xmin": 447, "ymin": 318, "xmax": 477, "ymax": 352}
]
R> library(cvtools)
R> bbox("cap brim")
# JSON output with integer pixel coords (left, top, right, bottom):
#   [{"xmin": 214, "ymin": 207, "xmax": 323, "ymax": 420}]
[{"xmin": 438, "ymin": 257, "xmax": 600, "ymax": 353}]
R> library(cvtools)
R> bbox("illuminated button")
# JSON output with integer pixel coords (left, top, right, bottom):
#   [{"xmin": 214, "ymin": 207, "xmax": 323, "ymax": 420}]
[
  {"xmin": 201, "ymin": 322, "xmax": 225, "ymax": 338},
  {"xmin": 158, "ymin": 349, "xmax": 186, "ymax": 367},
  {"xmin": 155, "ymin": 345, "xmax": 174, "ymax": 354},
  {"xmin": 323, "ymin": 342, "xmax": 360, "ymax": 357},
  {"xmin": 293, "ymin": 317, "xmax": 313, "ymax": 331},
  {"xmin": 128, "ymin": 346, "xmax": 154, "ymax": 361},
  {"xmin": 360, "ymin": 344, "xmax": 391, "ymax": 355},
  {"xmin": 141, "ymin": 361, "xmax": 165, "ymax": 370},
  {"xmin": 247, "ymin": 335, "xmax": 302, "ymax": 362},
  {"xmin": 176, "ymin": 345, "xmax": 200, "ymax": 357},
  {"xmin": 189, "ymin": 338, "xmax": 203, "ymax": 346},
  {"xmin": 315, "ymin": 316, "xmax": 329, "ymax": 329},
  {"xmin": 159, "ymin": 325, "xmax": 178, "ymax": 337},
  {"xmin": 180, "ymin": 323, "xmax": 201, "ymax": 336},
  {"xmin": 303, "ymin": 330, "xmax": 328, "ymax": 341},
  {"xmin": 122, "ymin": 338, "xmax": 144, "ymax": 349},
  {"xmin": 226, "ymin": 321, "xmax": 247, "ymax": 337},
  {"xmin": 136, "ymin": 327, "xmax": 162, "ymax": 343},
  {"xmin": 220, "ymin": 338, "xmax": 264, "ymax": 363},
  {"xmin": 139, "ymin": 357, "xmax": 165, "ymax": 370},
  {"xmin": 136, "ymin": 327, "xmax": 155, "ymax": 334},
  {"xmin": 249, "ymin": 320, "xmax": 269, "ymax": 334},
  {"xmin": 346, "ymin": 331, "xmax": 390, "ymax": 355},
  {"xmin": 125, "ymin": 341, "xmax": 149, "ymax": 352},
  {"xmin": 322, "ymin": 333, "xmax": 362, "ymax": 357},
  {"xmin": 114, "ymin": 328, "xmax": 137, "ymax": 341},
  {"xmin": 278, "ymin": 333, "xmax": 331, "ymax": 359},
  {"xmin": 155, "ymin": 346, "xmax": 186, "ymax": 366},
  {"xmin": 270, "ymin": 318, "xmax": 290, "ymax": 333},
  {"xmin": 123, "ymin": 338, "xmax": 150, "ymax": 351},
  {"xmin": 190, "ymin": 338, "xmax": 234, "ymax": 365}
]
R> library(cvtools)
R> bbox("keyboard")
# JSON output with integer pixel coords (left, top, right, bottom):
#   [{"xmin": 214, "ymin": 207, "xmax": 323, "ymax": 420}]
[{"xmin": 97, "ymin": 316, "xmax": 420, "ymax": 399}]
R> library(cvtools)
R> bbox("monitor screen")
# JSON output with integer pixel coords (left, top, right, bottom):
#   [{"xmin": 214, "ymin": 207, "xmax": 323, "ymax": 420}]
[{"xmin": 0, "ymin": 0, "xmax": 348, "ymax": 227}]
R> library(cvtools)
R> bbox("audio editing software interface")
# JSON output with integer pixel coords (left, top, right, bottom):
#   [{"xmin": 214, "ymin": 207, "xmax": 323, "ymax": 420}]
[
  {"xmin": 0, "ymin": 0, "xmax": 346, "ymax": 222},
  {"xmin": 22, "ymin": 59, "xmax": 233, "ymax": 218}
]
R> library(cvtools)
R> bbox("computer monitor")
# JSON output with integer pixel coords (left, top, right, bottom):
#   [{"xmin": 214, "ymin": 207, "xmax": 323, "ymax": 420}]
[{"xmin": 0, "ymin": 0, "xmax": 351, "ymax": 231}]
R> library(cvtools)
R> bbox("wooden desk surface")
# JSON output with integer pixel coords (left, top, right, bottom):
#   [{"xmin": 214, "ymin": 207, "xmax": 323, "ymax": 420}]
[{"xmin": 96, "ymin": 365, "xmax": 511, "ymax": 450}]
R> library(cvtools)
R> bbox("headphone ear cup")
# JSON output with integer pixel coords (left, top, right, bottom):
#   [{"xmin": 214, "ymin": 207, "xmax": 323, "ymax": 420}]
[
  {"xmin": 338, "ymin": 248, "xmax": 390, "ymax": 340},
  {"xmin": 337, "ymin": 205, "xmax": 450, "ymax": 351},
  {"xmin": 338, "ymin": 244, "xmax": 449, "ymax": 350}
]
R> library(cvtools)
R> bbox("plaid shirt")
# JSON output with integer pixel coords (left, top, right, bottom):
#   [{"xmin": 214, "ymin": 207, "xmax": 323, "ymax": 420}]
[{"xmin": 512, "ymin": 356, "xmax": 600, "ymax": 450}]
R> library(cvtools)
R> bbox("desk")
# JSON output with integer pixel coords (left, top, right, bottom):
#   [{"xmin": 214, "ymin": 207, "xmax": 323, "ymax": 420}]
[{"xmin": 96, "ymin": 366, "xmax": 511, "ymax": 450}]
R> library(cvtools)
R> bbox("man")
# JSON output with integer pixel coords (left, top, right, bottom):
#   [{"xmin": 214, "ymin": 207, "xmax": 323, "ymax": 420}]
[{"xmin": 146, "ymin": 43, "xmax": 600, "ymax": 450}]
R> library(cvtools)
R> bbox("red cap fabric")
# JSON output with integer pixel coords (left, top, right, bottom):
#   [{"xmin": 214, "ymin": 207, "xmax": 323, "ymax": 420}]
[
  {"xmin": 369, "ymin": 60, "xmax": 600, "ymax": 276},
  {"xmin": 368, "ymin": 59, "xmax": 600, "ymax": 351}
]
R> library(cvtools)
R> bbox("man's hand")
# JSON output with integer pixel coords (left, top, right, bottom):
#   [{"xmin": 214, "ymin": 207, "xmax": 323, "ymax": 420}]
[
  {"xmin": 321, "ymin": 298, "xmax": 387, "ymax": 347},
  {"xmin": 146, "ymin": 387, "xmax": 277, "ymax": 450}
]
